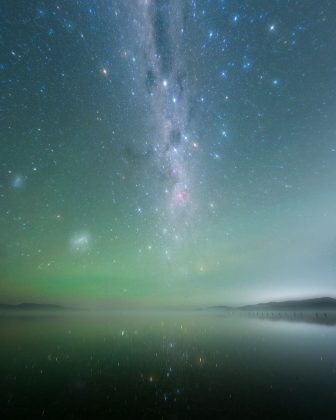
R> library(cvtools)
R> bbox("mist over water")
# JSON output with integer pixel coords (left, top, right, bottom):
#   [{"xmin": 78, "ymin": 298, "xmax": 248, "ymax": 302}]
[{"xmin": 1, "ymin": 311, "xmax": 336, "ymax": 419}]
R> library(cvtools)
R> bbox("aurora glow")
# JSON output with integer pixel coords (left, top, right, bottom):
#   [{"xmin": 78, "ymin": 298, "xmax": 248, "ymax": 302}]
[{"xmin": 1, "ymin": 0, "xmax": 336, "ymax": 308}]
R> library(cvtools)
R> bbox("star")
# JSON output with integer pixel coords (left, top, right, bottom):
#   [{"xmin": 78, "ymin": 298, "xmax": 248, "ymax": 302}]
[{"xmin": 100, "ymin": 67, "xmax": 108, "ymax": 76}]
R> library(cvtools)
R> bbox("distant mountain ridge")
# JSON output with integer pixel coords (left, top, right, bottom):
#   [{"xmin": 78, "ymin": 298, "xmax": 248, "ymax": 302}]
[
  {"xmin": 0, "ymin": 302, "xmax": 66, "ymax": 311},
  {"xmin": 212, "ymin": 297, "xmax": 336, "ymax": 311}
]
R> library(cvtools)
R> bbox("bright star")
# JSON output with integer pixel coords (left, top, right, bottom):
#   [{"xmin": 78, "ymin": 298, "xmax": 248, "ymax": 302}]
[{"xmin": 100, "ymin": 67, "xmax": 108, "ymax": 76}]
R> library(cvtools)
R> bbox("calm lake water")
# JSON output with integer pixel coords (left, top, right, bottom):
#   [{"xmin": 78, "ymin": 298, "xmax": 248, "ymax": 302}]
[{"xmin": 0, "ymin": 311, "xmax": 336, "ymax": 419}]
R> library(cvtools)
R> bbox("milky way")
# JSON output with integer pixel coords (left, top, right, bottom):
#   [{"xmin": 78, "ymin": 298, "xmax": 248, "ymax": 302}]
[
  {"xmin": 1, "ymin": 0, "xmax": 336, "ymax": 307},
  {"xmin": 137, "ymin": 1, "xmax": 196, "ymax": 235}
]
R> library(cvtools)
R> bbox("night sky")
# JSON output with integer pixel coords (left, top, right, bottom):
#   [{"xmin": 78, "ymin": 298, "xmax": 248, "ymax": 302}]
[{"xmin": 1, "ymin": 0, "xmax": 336, "ymax": 308}]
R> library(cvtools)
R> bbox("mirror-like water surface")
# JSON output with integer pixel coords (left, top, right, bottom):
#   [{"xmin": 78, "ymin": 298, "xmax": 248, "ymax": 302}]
[{"xmin": 1, "ymin": 312, "xmax": 336, "ymax": 419}]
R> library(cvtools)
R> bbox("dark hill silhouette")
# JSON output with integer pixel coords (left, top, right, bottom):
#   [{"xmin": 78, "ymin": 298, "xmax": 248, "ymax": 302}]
[
  {"xmin": 0, "ymin": 302, "xmax": 66, "ymax": 311},
  {"xmin": 211, "ymin": 297, "xmax": 336, "ymax": 311},
  {"xmin": 210, "ymin": 297, "xmax": 336, "ymax": 326}
]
